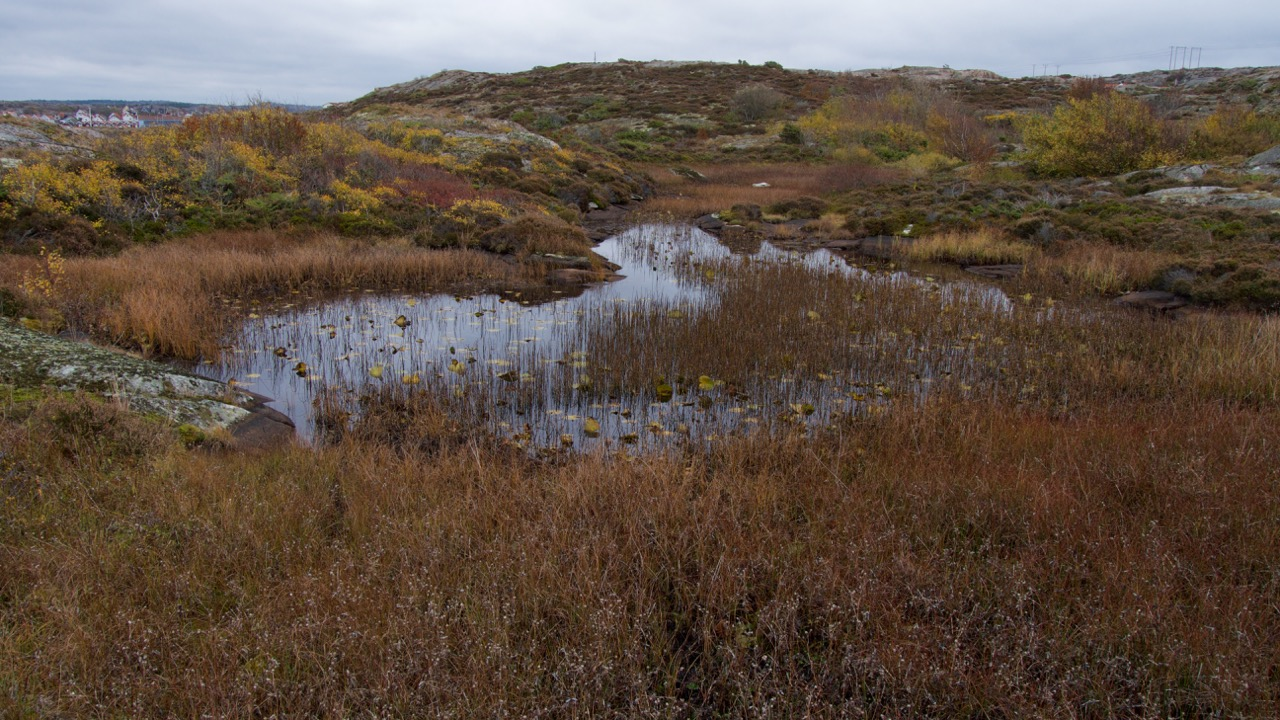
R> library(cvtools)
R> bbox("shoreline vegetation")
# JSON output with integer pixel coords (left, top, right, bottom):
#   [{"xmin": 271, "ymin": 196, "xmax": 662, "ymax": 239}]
[{"xmin": 2, "ymin": 62, "xmax": 1279, "ymax": 715}]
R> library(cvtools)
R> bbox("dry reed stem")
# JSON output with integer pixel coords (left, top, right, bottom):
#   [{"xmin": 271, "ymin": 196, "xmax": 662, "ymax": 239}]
[
  {"xmin": 900, "ymin": 228, "xmax": 1038, "ymax": 266},
  {"xmin": 1029, "ymin": 241, "xmax": 1180, "ymax": 296}
]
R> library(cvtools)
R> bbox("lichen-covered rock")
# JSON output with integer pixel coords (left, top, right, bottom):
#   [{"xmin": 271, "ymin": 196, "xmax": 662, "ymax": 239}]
[
  {"xmin": 1114, "ymin": 290, "xmax": 1188, "ymax": 313},
  {"xmin": 1245, "ymin": 145, "xmax": 1280, "ymax": 168},
  {"xmin": 0, "ymin": 319, "xmax": 286, "ymax": 440},
  {"xmin": 1143, "ymin": 186, "xmax": 1280, "ymax": 210}
]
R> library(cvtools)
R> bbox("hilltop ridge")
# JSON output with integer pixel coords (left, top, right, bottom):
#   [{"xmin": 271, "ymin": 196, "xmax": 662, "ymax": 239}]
[
  {"xmin": 330, "ymin": 60, "xmax": 1280, "ymax": 164},
  {"xmin": 342, "ymin": 60, "xmax": 1280, "ymax": 119}
]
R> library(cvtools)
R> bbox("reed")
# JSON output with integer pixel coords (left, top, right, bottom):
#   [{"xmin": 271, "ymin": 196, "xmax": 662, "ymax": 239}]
[
  {"xmin": 573, "ymin": 228, "xmax": 1280, "ymax": 415},
  {"xmin": 897, "ymin": 227, "xmax": 1038, "ymax": 265},
  {"xmin": 1029, "ymin": 240, "xmax": 1179, "ymax": 296}
]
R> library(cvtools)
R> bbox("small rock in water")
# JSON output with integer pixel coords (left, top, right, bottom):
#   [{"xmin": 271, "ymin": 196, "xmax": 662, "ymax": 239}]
[{"xmin": 1114, "ymin": 290, "xmax": 1188, "ymax": 313}]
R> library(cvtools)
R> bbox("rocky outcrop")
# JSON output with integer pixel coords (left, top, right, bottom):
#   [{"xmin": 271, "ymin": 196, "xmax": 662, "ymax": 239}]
[
  {"xmin": 1143, "ymin": 186, "xmax": 1280, "ymax": 210},
  {"xmin": 371, "ymin": 69, "xmax": 495, "ymax": 98},
  {"xmin": 0, "ymin": 320, "xmax": 293, "ymax": 448},
  {"xmin": 0, "ymin": 120, "xmax": 99, "ymax": 158},
  {"xmin": 965, "ymin": 265, "xmax": 1025, "ymax": 280},
  {"xmin": 1122, "ymin": 164, "xmax": 1214, "ymax": 183},
  {"xmin": 1114, "ymin": 290, "xmax": 1189, "ymax": 313},
  {"xmin": 1246, "ymin": 145, "xmax": 1280, "ymax": 171}
]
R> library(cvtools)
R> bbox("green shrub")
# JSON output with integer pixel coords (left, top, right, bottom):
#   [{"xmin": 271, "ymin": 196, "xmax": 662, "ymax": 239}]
[
  {"xmin": 768, "ymin": 196, "xmax": 828, "ymax": 220},
  {"xmin": 778, "ymin": 123, "xmax": 805, "ymax": 145},
  {"xmin": 0, "ymin": 287, "xmax": 23, "ymax": 318}
]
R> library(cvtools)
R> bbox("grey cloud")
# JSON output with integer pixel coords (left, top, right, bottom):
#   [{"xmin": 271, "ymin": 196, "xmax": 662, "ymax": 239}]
[{"xmin": 1, "ymin": 0, "xmax": 1277, "ymax": 104}]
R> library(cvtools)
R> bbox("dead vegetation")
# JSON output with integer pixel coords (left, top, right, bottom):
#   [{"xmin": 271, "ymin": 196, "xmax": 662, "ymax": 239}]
[
  {"xmin": 2, "ymin": 381, "xmax": 1277, "ymax": 716},
  {"xmin": 20, "ymin": 230, "xmax": 539, "ymax": 360}
]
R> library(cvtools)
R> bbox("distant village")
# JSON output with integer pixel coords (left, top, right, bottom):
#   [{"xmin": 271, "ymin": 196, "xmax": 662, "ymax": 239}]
[
  {"xmin": 0, "ymin": 105, "xmax": 175, "ymax": 128},
  {"xmin": 2, "ymin": 100, "xmax": 315, "ymax": 129}
]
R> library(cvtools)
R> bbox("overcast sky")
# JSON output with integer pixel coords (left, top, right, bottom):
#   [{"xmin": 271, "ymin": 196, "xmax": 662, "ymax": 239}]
[{"xmin": 2, "ymin": 0, "xmax": 1278, "ymax": 106}]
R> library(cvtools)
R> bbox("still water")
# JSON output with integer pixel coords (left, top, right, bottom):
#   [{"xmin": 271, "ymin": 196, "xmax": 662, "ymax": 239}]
[{"xmin": 200, "ymin": 224, "xmax": 1013, "ymax": 450}]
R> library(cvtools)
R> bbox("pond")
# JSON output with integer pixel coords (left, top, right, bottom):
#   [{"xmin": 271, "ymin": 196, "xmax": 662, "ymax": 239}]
[{"xmin": 199, "ymin": 224, "xmax": 1021, "ymax": 450}]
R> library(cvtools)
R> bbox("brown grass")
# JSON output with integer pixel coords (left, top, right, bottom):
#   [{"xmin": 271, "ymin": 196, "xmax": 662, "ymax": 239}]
[
  {"xmin": 2, "ymin": 230, "xmax": 538, "ymax": 360},
  {"xmin": 639, "ymin": 162, "xmax": 901, "ymax": 219},
  {"xmin": 1029, "ymin": 241, "xmax": 1180, "ymax": 296},
  {"xmin": 575, "ymin": 230, "xmax": 1280, "ymax": 410},
  {"xmin": 1, "ymin": 387, "xmax": 1277, "ymax": 716},
  {"xmin": 899, "ymin": 227, "xmax": 1038, "ymax": 266}
]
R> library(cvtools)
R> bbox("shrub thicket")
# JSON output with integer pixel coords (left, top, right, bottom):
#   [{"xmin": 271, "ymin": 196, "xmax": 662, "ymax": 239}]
[
  {"xmin": 1188, "ymin": 104, "xmax": 1280, "ymax": 159},
  {"xmin": 0, "ymin": 107, "xmax": 640, "ymax": 253},
  {"xmin": 1020, "ymin": 91, "xmax": 1180, "ymax": 176},
  {"xmin": 795, "ymin": 82, "xmax": 994, "ymax": 164}
]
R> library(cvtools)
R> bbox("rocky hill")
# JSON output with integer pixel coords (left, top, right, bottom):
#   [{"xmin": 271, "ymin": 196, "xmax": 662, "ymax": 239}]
[
  {"xmin": 332, "ymin": 60, "xmax": 1280, "ymax": 163},
  {"xmin": 346, "ymin": 61, "xmax": 1280, "ymax": 119}
]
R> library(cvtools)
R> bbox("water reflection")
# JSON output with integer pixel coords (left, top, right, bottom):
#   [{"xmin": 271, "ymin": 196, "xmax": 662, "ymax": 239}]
[{"xmin": 201, "ymin": 224, "xmax": 1014, "ymax": 449}]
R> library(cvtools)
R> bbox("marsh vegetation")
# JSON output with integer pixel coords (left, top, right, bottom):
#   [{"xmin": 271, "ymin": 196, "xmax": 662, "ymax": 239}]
[{"xmin": 4, "ymin": 220, "xmax": 1280, "ymax": 716}]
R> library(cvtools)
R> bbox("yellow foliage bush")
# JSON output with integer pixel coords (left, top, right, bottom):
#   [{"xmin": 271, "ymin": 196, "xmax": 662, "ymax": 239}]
[
  {"xmin": 1188, "ymin": 105, "xmax": 1280, "ymax": 160},
  {"xmin": 179, "ymin": 106, "xmax": 307, "ymax": 156},
  {"xmin": 444, "ymin": 198, "xmax": 510, "ymax": 225},
  {"xmin": 20, "ymin": 245, "xmax": 65, "ymax": 299},
  {"xmin": 892, "ymin": 151, "xmax": 963, "ymax": 176},
  {"xmin": 2, "ymin": 160, "xmax": 126, "ymax": 218},
  {"xmin": 1020, "ymin": 92, "xmax": 1179, "ymax": 177},
  {"xmin": 794, "ymin": 83, "xmax": 990, "ymax": 163},
  {"xmin": 328, "ymin": 180, "xmax": 384, "ymax": 213}
]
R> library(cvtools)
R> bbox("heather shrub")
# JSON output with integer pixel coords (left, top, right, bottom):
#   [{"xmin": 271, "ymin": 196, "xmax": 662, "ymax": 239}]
[
  {"xmin": 1, "ymin": 107, "xmax": 634, "ymax": 250},
  {"xmin": 28, "ymin": 391, "xmax": 168, "ymax": 467},
  {"xmin": 731, "ymin": 85, "xmax": 787, "ymax": 122},
  {"xmin": 478, "ymin": 212, "xmax": 592, "ymax": 256},
  {"xmin": 767, "ymin": 196, "xmax": 828, "ymax": 220}
]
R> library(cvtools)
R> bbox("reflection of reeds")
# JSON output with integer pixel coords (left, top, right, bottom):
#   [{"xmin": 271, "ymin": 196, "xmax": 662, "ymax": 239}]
[
  {"xmin": 578, "ymin": 233, "xmax": 1280, "ymax": 413},
  {"xmin": 52, "ymin": 231, "xmax": 539, "ymax": 361},
  {"xmin": 219, "ymin": 225, "xmax": 1280, "ymax": 452}
]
